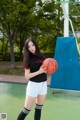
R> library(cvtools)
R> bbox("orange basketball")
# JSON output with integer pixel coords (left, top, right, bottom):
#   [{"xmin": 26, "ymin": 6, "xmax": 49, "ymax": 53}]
[{"xmin": 42, "ymin": 58, "xmax": 58, "ymax": 74}]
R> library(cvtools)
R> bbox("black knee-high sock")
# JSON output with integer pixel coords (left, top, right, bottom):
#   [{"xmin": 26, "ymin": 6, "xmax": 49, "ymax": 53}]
[
  {"xmin": 34, "ymin": 104, "xmax": 43, "ymax": 120},
  {"xmin": 17, "ymin": 107, "xmax": 30, "ymax": 120}
]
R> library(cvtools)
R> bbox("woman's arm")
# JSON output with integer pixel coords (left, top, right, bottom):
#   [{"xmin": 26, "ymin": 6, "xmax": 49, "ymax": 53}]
[{"xmin": 25, "ymin": 67, "xmax": 47, "ymax": 81}]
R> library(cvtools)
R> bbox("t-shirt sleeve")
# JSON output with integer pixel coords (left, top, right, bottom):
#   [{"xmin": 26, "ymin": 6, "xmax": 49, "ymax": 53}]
[
  {"xmin": 24, "ymin": 63, "xmax": 30, "ymax": 70},
  {"xmin": 25, "ymin": 67, "xmax": 30, "ymax": 70}
]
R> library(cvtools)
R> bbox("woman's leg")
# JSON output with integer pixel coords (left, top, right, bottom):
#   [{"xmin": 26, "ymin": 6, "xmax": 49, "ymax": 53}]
[
  {"xmin": 17, "ymin": 80, "xmax": 38, "ymax": 120},
  {"xmin": 17, "ymin": 95, "xmax": 36, "ymax": 120},
  {"xmin": 34, "ymin": 81, "xmax": 47, "ymax": 120},
  {"xmin": 34, "ymin": 94, "xmax": 46, "ymax": 120}
]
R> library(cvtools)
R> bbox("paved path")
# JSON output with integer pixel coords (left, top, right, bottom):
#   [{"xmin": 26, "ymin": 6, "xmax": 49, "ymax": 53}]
[
  {"xmin": 0, "ymin": 74, "xmax": 51, "ymax": 85},
  {"xmin": 0, "ymin": 74, "xmax": 26, "ymax": 84}
]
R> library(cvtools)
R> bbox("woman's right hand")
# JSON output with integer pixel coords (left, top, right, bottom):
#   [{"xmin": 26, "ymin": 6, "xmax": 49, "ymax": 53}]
[{"xmin": 38, "ymin": 66, "xmax": 47, "ymax": 74}]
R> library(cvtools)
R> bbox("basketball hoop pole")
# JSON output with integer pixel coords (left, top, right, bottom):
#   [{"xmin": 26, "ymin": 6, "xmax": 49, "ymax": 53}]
[{"xmin": 61, "ymin": 2, "xmax": 69, "ymax": 37}]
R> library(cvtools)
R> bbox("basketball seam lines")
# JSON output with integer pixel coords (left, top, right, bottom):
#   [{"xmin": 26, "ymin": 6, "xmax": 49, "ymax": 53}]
[
  {"xmin": 49, "ymin": 59, "xmax": 55, "ymax": 73},
  {"xmin": 47, "ymin": 59, "xmax": 51, "ymax": 74}
]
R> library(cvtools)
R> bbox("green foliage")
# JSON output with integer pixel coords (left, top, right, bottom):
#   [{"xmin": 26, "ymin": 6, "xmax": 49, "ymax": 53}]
[
  {"xmin": 32, "ymin": 1, "xmax": 63, "ymax": 52},
  {"xmin": 0, "ymin": 0, "xmax": 63, "ymax": 56},
  {"xmin": 1, "ymin": 1, "xmax": 80, "ymax": 61},
  {"xmin": 70, "ymin": 3, "xmax": 80, "ymax": 31}
]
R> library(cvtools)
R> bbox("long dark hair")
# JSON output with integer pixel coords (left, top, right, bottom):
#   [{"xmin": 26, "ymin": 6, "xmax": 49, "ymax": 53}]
[{"xmin": 23, "ymin": 38, "xmax": 45, "ymax": 68}]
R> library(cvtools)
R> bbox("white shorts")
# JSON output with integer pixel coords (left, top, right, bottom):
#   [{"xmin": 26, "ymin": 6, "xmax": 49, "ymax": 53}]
[{"xmin": 26, "ymin": 81, "xmax": 47, "ymax": 97}]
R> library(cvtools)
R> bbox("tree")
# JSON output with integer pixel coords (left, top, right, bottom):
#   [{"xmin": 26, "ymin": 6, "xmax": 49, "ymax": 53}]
[
  {"xmin": 0, "ymin": 0, "xmax": 18, "ymax": 67},
  {"xmin": 0, "ymin": 0, "xmax": 64, "ymax": 63},
  {"xmin": 0, "ymin": 0, "xmax": 36, "ymax": 67},
  {"xmin": 70, "ymin": 3, "xmax": 80, "ymax": 32},
  {"xmin": 31, "ymin": 0, "xmax": 63, "ymax": 53}
]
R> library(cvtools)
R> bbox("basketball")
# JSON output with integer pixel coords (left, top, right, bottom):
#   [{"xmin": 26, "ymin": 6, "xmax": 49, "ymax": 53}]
[{"xmin": 42, "ymin": 58, "xmax": 58, "ymax": 74}]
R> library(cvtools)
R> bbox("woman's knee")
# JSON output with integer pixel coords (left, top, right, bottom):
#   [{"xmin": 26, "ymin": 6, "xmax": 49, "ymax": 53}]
[{"xmin": 24, "ymin": 96, "xmax": 36, "ymax": 109}]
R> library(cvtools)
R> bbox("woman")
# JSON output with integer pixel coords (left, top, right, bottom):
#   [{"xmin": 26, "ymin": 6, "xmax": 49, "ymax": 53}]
[{"xmin": 17, "ymin": 38, "xmax": 47, "ymax": 120}]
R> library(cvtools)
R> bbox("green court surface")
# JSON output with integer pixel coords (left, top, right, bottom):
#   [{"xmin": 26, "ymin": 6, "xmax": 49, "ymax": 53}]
[{"xmin": 0, "ymin": 83, "xmax": 80, "ymax": 120}]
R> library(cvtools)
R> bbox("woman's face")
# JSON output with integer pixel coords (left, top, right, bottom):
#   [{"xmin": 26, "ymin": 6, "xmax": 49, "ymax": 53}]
[{"xmin": 28, "ymin": 41, "xmax": 36, "ymax": 54}]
